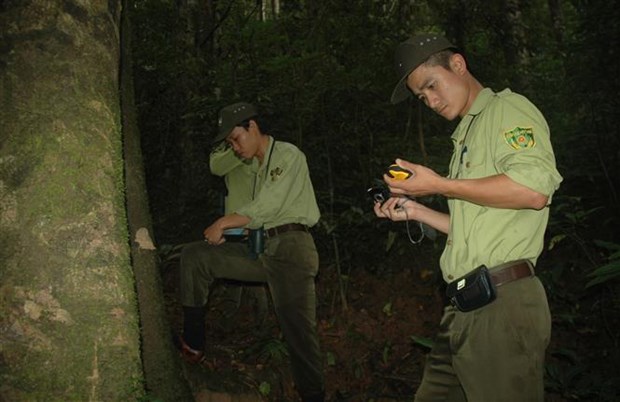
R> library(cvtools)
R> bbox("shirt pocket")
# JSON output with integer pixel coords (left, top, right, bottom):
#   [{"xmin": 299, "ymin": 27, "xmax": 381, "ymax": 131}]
[{"xmin": 460, "ymin": 146, "xmax": 491, "ymax": 179}]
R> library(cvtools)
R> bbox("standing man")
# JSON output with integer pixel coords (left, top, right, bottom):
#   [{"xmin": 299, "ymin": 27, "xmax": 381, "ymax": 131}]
[
  {"xmin": 178, "ymin": 102, "xmax": 325, "ymax": 402},
  {"xmin": 375, "ymin": 34, "xmax": 562, "ymax": 401}
]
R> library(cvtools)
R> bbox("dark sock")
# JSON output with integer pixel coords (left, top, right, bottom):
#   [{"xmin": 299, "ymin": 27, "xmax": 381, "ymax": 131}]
[{"xmin": 182, "ymin": 306, "xmax": 206, "ymax": 350}]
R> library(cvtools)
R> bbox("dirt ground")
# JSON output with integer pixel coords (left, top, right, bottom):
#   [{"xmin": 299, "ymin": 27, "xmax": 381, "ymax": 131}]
[
  {"xmin": 162, "ymin": 249, "xmax": 579, "ymax": 402},
  {"xmin": 162, "ymin": 250, "xmax": 444, "ymax": 401}
]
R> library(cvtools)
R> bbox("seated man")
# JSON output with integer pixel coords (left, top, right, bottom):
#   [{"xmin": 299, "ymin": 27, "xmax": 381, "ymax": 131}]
[
  {"xmin": 209, "ymin": 139, "xmax": 268, "ymax": 331},
  {"xmin": 177, "ymin": 102, "xmax": 325, "ymax": 402}
]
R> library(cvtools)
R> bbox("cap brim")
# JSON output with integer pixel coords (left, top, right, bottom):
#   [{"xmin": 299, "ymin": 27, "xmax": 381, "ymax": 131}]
[
  {"xmin": 390, "ymin": 75, "xmax": 412, "ymax": 104},
  {"xmin": 212, "ymin": 126, "xmax": 232, "ymax": 144}
]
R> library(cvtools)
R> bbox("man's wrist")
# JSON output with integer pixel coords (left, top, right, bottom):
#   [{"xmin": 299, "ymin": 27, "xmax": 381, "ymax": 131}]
[
  {"xmin": 436, "ymin": 176, "xmax": 455, "ymax": 197},
  {"xmin": 214, "ymin": 217, "xmax": 229, "ymax": 232}
]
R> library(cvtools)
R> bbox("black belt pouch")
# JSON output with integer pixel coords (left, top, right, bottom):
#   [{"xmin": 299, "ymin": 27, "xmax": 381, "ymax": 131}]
[
  {"xmin": 446, "ymin": 265, "xmax": 497, "ymax": 312},
  {"xmin": 247, "ymin": 228, "xmax": 265, "ymax": 260}
]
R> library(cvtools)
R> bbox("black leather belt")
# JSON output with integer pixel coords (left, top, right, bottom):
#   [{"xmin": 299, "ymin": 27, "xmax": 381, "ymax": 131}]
[
  {"xmin": 489, "ymin": 260, "xmax": 534, "ymax": 287},
  {"xmin": 265, "ymin": 223, "xmax": 308, "ymax": 238}
]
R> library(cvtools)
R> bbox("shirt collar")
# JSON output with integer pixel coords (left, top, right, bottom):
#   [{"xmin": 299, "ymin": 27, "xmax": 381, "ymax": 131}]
[
  {"xmin": 451, "ymin": 88, "xmax": 495, "ymax": 142},
  {"xmin": 256, "ymin": 136, "xmax": 275, "ymax": 173},
  {"xmin": 466, "ymin": 87, "xmax": 494, "ymax": 117}
]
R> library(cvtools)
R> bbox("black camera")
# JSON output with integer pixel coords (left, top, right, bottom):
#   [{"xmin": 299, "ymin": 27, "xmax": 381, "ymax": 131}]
[{"xmin": 367, "ymin": 182, "xmax": 391, "ymax": 204}]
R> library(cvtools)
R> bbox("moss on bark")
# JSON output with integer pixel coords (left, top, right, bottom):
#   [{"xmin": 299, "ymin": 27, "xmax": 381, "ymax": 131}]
[{"xmin": 0, "ymin": 1, "xmax": 144, "ymax": 400}]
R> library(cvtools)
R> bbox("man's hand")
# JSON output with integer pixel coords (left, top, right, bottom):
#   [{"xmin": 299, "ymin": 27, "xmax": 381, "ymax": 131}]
[
  {"xmin": 384, "ymin": 159, "xmax": 446, "ymax": 198},
  {"xmin": 373, "ymin": 192, "xmax": 450, "ymax": 235},
  {"xmin": 373, "ymin": 196, "xmax": 423, "ymax": 222},
  {"xmin": 203, "ymin": 213, "xmax": 252, "ymax": 245},
  {"xmin": 203, "ymin": 224, "xmax": 225, "ymax": 246}
]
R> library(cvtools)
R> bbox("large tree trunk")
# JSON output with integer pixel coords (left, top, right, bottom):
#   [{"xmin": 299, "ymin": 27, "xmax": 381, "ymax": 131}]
[
  {"xmin": 502, "ymin": 0, "xmax": 531, "ymax": 90},
  {"xmin": 547, "ymin": 0, "xmax": 565, "ymax": 49},
  {"xmin": 0, "ymin": 1, "xmax": 144, "ymax": 400},
  {"xmin": 120, "ymin": 1, "xmax": 194, "ymax": 399}
]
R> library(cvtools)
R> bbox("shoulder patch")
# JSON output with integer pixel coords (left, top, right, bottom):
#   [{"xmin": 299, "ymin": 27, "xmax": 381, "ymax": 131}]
[{"xmin": 504, "ymin": 126, "xmax": 535, "ymax": 150}]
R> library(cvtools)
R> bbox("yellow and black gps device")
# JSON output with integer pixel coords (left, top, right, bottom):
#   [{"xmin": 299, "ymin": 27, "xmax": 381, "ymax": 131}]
[{"xmin": 387, "ymin": 164, "xmax": 413, "ymax": 180}]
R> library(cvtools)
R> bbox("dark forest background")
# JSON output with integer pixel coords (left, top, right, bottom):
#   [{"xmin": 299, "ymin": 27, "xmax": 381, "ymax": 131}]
[{"xmin": 130, "ymin": 0, "xmax": 620, "ymax": 400}]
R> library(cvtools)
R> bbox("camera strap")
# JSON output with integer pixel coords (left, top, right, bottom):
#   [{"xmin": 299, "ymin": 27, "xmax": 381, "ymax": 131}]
[
  {"xmin": 252, "ymin": 137, "xmax": 276, "ymax": 200},
  {"xmin": 401, "ymin": 198, "xmax": 425, "ymax": 244},
  {"xmin": 455, "ymin": 112, "xmax": 481, "ymax": 179}
]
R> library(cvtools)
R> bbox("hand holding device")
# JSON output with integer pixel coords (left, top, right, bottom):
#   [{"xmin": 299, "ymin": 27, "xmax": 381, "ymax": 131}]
[
  {"xmin": 367, "ymin": 184, "xmax": 390, "ymax": 204},
  {"xmin": 387, "ymin": 164, "xmax": 414, "ymax": 180}
]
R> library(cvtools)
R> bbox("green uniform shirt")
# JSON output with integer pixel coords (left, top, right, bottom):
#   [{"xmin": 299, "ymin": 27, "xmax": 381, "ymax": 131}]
[
  {"xmin": 216, "ymin": 136, "xmax": 320, "ymax": 230},
  {"xmin": 440, "ymin": 88, "xmax": 563, "ymax": 282},
  {"xmin": 209, "ymin": 144, "xmax": 257, "ymax": 214}
]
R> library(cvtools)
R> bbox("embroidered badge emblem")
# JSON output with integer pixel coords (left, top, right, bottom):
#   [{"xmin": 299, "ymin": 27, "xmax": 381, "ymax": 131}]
[
  {"xmin": 504, "ymin": 127, "xmax": 535, "ymax": 150},
  {"xmin": 270, "ymin": 167, "xmax": 283, "ymax": 181}
]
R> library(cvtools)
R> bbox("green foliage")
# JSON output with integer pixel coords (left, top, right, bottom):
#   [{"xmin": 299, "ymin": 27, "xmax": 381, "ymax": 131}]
[
  {"xmin": 546, "ymin": 349, "xmax": 620, "ymax": 401},
  {"xmin": 251, "ymin": 337, "xmax": 289, "ymax": 364},
  {"xmin": 410, "ymin": 335, "xmax": 434, "ymax": 350},
  {"xmin": 382, "ymin": 301, "xmax": 393, "ymax": 317},
  {"xmin": 138, "ymin": 394, "xmax": 165, "ymax": 402},
  {"xmin": 326, "ymin": 351, "xmax": 337, "ymax": 367},
  {"xmin": 258, "ymin": 381, "xmax": 271, "ymax": 397},
  {"xmin": 586, "ymin": 240, "xmax": 620, "ymax": 288},
  {"xmin": 381, "ymin": 341, "xmax": 392, "ymax": 365}
]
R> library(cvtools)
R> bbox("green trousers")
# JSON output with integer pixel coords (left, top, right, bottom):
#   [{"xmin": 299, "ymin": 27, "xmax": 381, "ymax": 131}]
[
  {"xmin": 415, "ymin": 276, "xmax": 551, "ymax": 402},
  {"xmin": 214, "ymin": 282, "xmax": 268, "ymax": 331},
  {"xmin": 179, "ymin": 230, "xmax": 324, "ymax": 398}
]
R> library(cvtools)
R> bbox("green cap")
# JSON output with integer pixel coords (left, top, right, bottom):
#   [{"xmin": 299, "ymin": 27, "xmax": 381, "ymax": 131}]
[
  {"xmin": 213, "ymin": 102, "xmax": 258, "ymax": 144},
  {"xmin": 390, "ymin": 34, "xmax": 456, "ymax": 104}
]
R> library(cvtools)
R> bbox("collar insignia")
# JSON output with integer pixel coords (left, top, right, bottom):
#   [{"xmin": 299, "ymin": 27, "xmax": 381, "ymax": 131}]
[
  {"xmin": 270, "ymin": 167, "xmax": 283, "ymax": 181},
  {"xmin": 504, "ymin": 127, "xmax": 535, "ymax": 150}
]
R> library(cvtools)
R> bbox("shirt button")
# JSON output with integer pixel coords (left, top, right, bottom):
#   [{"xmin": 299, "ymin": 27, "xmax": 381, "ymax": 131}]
[
  {"xmin": 447, "ymin": 240, "xmax": 452, "ymax": 245},
  {"xmin": 448, "ymin": 275, "xmax": 454, "ymax": 280},
  {"xmin": 466, "ymin": 162, "xmax": 470, "ymax": 168}
]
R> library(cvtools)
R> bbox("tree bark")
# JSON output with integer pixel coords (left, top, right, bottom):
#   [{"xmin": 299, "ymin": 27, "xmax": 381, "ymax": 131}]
[
  {"xmin": 547, "ymin": 0, "xmax": 565, "ymax": 49},
  {"xmin": 0, "ymin": 1, "xmax": 144, "ymax": 400},
  {"xmin": 120, "ymin": 1, "xmax": 194, "ymax": 400},
  {"xmin": 502, "ymin": 0, "xmax": 531, "ymax": 90}
]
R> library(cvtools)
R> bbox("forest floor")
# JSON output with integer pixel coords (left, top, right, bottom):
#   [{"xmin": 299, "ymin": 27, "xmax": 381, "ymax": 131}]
[
  {"xmin": 162, "ymin": 250, "xmax": 443, "ymax": 401},
  {"xmin": 161, "ymin": 248, "xmax": 583, "ymax": 402}
]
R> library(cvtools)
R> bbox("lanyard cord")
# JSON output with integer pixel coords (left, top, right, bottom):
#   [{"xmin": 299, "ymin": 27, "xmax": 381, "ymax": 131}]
[
  {"xmin": 401, "ymin": 198, "xmax": 425, "ymax": 245},
  {"xmin": 462, "ymin": 113, "xmax": 478, "ymax": 143},
  {"xmin": 455, "ymin": 113, "xmax": 479, "ymax": 178},
  {"xmin": 252, "ymin": 138, "xmax": 276, "ymax": 200}
]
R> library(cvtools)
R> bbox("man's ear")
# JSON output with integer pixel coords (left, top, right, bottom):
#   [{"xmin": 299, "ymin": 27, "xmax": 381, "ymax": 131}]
[{"xmin": 450, "ymin": 53, "xmax": 467, "ymax": 75}]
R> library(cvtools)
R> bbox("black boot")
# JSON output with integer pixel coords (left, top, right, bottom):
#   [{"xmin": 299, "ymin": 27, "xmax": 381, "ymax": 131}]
[{"xmin": 182, "ymin": 305, "xmax": 207, "ymax": 350}]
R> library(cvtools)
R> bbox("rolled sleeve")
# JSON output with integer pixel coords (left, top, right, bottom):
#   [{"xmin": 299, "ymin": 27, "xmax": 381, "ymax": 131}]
[
  {"xmin": 493, "ymin": 99, "xmax": 563, "ymax": 202},
  {"xmin": 504, "ymin": 156, "xmax": 562, "ymax": 200},
  {"xmin": 209, "ymin": 146, "xmax": 244, "ymax": 176}
]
